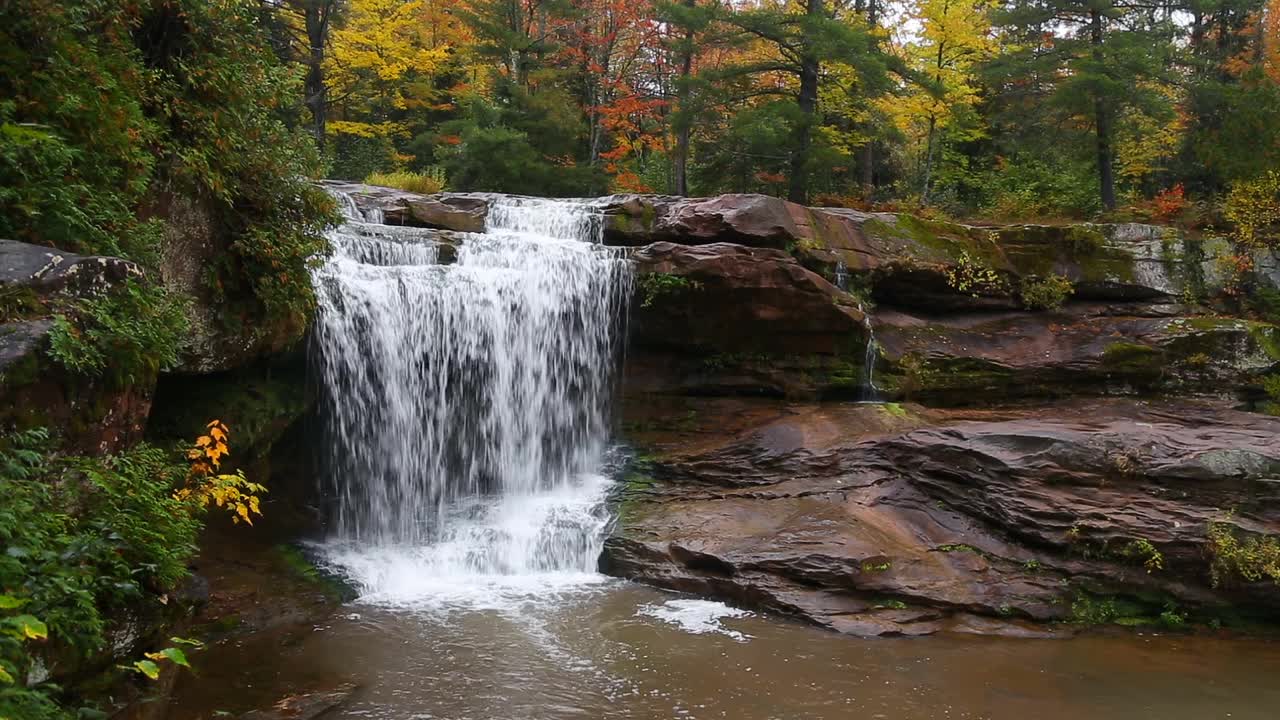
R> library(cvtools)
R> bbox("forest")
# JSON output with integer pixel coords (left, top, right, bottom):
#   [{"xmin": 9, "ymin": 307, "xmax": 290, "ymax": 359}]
[{"xmin": 283, "ymin": 0, "xmax": 1280, "ymax": 220}]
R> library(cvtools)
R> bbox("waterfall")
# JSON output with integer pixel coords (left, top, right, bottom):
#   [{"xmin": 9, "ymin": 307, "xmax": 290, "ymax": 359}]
[
  {"xmin": 835, "ymin": 259, "xmax": 881, "ymax": 403},
  {"xmin": 310, "ymin": 191, "xmax": 631, "ymax": 602},
  {"xmin": 859, "ymin": 330, "xmax": 882, "ymax": 403}
]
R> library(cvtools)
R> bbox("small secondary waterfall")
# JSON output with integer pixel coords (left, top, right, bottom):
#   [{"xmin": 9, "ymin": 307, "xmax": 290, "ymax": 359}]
[
  {"xmin": 835, "ymin": 259, "xmax": 881, "ymax": 402},
  {"xmin": 310, "ymin": 192, "xmax": 631, "ymax": 600}
]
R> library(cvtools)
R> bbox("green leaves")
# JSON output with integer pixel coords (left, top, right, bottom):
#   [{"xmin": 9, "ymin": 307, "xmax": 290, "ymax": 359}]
[
  {"xmin": 129, "ymin": 638, "xmax": 204, "ymax": 681},
  {"xmin": 132, "ymin": 660, "xmax": 161, "ymax": 680},
  {"xmin": 5, "ymin": 615, "xmax": 48, "ymax": 641},
  {"xmin": 47, "ymin": 279, "xmax": 187, "ymax": 386}
]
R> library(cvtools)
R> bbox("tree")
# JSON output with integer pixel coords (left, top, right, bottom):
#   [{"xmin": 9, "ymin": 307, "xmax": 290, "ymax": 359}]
[
  {"xmin": 718, "ymin": 0, "xmax": 888, "ymax": 203},
  {"xmin": 325, "ymin": 0, "xmax": 458, "ymax": 173},
  {"xmin": 992, "ymin": 0, "xmax": 1175, "ymax": 211},
  {"xmin": 886, "ymin": 0, "xmax": 996, "ymax": 203}
]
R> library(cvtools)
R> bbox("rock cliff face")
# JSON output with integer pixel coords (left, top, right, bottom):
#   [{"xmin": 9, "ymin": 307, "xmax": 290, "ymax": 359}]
[
  {"xmin": 605, "ymin": 398, "xmax": 1280, "ymax": 636},
  {"xmin": 146, "ymin": 191, "xmax": 306, "ymax": 374}
]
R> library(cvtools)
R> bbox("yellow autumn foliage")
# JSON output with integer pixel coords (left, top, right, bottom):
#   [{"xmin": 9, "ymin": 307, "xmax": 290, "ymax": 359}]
[{"xmin": 173, "ymin": 420, "xmax": 267, "ymax": 526}]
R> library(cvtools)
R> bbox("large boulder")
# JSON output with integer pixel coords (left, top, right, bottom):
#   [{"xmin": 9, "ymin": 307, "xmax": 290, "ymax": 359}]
[
  {"xmin": 319, "ymin": 181, "xmax": 488, "ymax": 232},
  {"xmin": 604, "ymin": 193, "xmax": 859, "ymax": 252},
  {"xmin": 0, "ymin": 238, "xmax": 142, "ymax": 295},
  {"xmin": 604, "ymin": 398, "xmax": 1280, "ymax": 636},
  {"xmin": 147, "ymin": 191, "xmax": 304, "ymax": 373},
  {"xmin": 0, "ymin": 240, "xmax": 152, "ymax": 451},
  {"xmin": 626, "ymin": 242, "xmax": 870, "ymax": 398}
]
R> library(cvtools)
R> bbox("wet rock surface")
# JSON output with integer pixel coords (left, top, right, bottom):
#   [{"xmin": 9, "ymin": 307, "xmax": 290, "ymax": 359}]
[
  {"xmin": 604, "ymin": 397, "xmax": 1280, "ymax": 636},
  {"xmin": 239, "ymin": 683, "xmax": 358, "ymax": 720},
  {"xmin": 630, "ymin": 242, "xmax": 866, "ymax": 356}
]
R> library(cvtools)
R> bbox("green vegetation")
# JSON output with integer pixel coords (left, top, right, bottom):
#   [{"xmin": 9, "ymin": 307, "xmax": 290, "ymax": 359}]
[
  {"xmin": 366, "ymin": 168, "xmax": 447, "ymax": 194},
  {"xmin": 0, "ymin": 430, "xmax": 195, "ymax": 718},
  {"xmin": 0, "ymin": 422, "xmax": 262, "ymax": 719},
  {"xmin": 1207, "ymin": 521, "xmax": 1280, "ymax": 588},
  {"xmin": 1, "ymin": 0, "xmax": 335, "ymax": 381},
  {"xmin": 1122, "ymin": 539, "xmax": 1165, "ymax": 574},
  {"xmin": 47, "ymin": 281, "xmax": 187, "ymax": 386},
  {"xmin": 1019, "ymin": 274, "xmax": 1075, "ymax": 311},
  {"xmin": 637, "ymin": 273, "xmax": 702, "ymax": 308},
  {"xmin": 945, "ymin": 252, "xmax": 1006, "ymax": 297},
  {"xmin": 1262, "ymin": 375, "xmax": 1280, "ymax": 416}
]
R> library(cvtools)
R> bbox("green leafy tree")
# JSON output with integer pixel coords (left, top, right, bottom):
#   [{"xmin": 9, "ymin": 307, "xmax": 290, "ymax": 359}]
[{"xmin": 990, "ymin": 0, "xmax": 1176, "ymax": 211}]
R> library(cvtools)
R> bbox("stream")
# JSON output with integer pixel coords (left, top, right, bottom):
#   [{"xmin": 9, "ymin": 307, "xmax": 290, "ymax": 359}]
[{"xmin": 167, "ymin": 579, "xmax": 1280, "ymax": 720}]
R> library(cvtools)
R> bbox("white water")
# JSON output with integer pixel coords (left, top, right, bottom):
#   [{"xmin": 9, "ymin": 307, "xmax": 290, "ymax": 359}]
[
  {"xmin": 637, "ymin": 599, "xmax": 754, "ymax": 642},
  {"xmin": 311, "ymin": 192, "xmax": 631, "ymax": 605}
]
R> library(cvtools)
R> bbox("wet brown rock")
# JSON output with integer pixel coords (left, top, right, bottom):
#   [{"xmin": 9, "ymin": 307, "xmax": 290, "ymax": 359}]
[
  {"xmin": 240, "ymin": 683, "xmax": 358, "ymax": 720},
  {"xmin": 0, "ymin": 240, "xmax": 153, "ymax": 451},
  {"xmin": 874, "ymin": 310, "xmax": 1280, "ymax": 403},
  {"xmin": 406, "ymin": 194, "xmax": 488, "ymax": 232},
  {"xmin": 604, "ymin": 399, "xmax": 1280, "ymax": 636},
  {"xmin": 630, "ymin": 241, "xmax": 866, "ymax": 356}
]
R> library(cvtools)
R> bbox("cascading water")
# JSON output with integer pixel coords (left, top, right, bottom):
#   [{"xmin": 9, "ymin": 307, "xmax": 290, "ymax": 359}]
[
  {"xmin": 310, "ymin": 192, "xmax": 631, "ymax": 603},
  {"xmin": 835, "ymin": 259, "xmax": 882, "ymax": 403}
]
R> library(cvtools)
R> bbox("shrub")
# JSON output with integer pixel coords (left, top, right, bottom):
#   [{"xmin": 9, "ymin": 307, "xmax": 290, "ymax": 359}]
[
  {"xmin": 47, "ymin": 280, "xmax": 187, "ymax": 386},
  {"xmin": 637, "ymin": 273, "xmax": 701, "ymax": 308},
  {"xmin": 1207, "ymin": 520, "xmax": 1280, "ymax": 587},
  {"xmin": 0, "ymin": 423, "xmax": 259, "ymax": 719},
  {"xmin": 1261, "ymin": 374, "xmax": 1280, "ymax": 416},
  {"xmin": 366, "ymin": 168, "xmax": 446, "ymax": 194},
  {"xmin": 2, "ymin": 0, "xmax": 336, "ymax": 353},
  {"xmin": 1020, "ymin": 274, "xmax": 1075, "ymax": 311},
  {"xmin": 1224, "ymin": 170, "xmax": 1280, "ymax": 249},
  {"xmin": 945, "ymin": 251, "xmax": 1006, "ymax": 296},
  {"xmin": 1151, "ymin": 184, "xmax": 1188, "ymax": 222}
]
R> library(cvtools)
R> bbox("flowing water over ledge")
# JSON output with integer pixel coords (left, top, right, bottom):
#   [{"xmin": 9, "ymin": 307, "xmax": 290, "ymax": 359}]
[{"xmin": 159, "ymin": 193, "xmax": 1280, "ymax": 720}]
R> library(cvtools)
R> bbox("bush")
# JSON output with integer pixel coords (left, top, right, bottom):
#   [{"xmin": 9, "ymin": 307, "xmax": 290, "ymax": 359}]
[
  {"xmin": 977, "ymin": 156, "xmax": 1102, "ymax": 220},
  {"xmin": 366, "ymin": 168, "xmax": 446, "ymax": 194},
  {"xmin": 1224, "ymin": 170, "xmax": 1280, "ymax": 249},
  {"xmin": 1207, "ymin": 520, "xmax": 1280, "ymax": 587},
  {"xmin": 48, "ymin": 280, "xmax": 187, "ymax": 386},
  {"xmin": 1020, "ymin": 274, "xmax": 1075, "ymax": 311},
  {"xmin": 1, "ymin": 0, "xmax": 336, "ymax": 357},
  {"xmin": 0, "ymin": 422, "xmax": 259, "ymax": 719}
]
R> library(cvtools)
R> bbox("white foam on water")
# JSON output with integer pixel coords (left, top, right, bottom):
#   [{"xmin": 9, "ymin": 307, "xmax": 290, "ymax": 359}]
[
  {"xmin": 637, "ymin": 599, "xmax": 754, "ymax": 642},
  {"xmin": 312, "ymin": 191, "xmax": 631, "ymax": 608}
]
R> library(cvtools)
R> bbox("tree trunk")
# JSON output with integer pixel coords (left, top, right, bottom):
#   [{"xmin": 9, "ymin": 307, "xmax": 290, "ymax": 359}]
[
  {"xmin": 1090, "ymin": 9, "xmax": 1116, "ymax": 211},
  {"xmin": 673, "ymin": 0, "xmax": 696, "ymax": 197},
  {"xmin": 303, "ymin": 1, "xmax": 332, "ymax": 148},
  {"xmin": 789, "ymin": 0, "xmax": 823, "ymax": 204},
  {"xmin": 921, "ymin": 115, "xmax": 937, "ymax": 203},
  {"xmin": 858, "ymin": 0, "xmax": 879, "ymax": 197}
]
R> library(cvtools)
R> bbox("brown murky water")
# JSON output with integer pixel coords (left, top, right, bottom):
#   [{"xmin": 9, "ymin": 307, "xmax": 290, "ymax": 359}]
[{"xmin": 166, "ymin": 580, "xmax": 1280, "ymax": 720}]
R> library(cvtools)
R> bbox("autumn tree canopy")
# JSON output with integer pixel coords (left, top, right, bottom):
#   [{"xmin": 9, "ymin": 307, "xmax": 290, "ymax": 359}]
[{"xmin": 283, "ymin": 0, "xmax": 1278, "ymax": 215}]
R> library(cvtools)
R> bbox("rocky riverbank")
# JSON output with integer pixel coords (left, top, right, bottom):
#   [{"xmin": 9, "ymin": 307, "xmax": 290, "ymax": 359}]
[{"xmin": 315, "ymin": 183, "xmax": 1280, "ymax": 635}]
